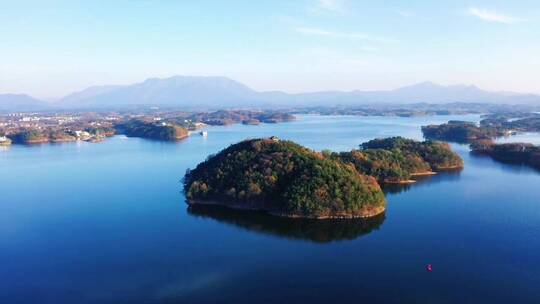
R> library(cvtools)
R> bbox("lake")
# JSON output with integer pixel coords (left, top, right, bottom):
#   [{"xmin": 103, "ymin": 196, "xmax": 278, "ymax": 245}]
[{"xmin": 1, "ymin": 114, "xmax": 540, "ymax": 303}]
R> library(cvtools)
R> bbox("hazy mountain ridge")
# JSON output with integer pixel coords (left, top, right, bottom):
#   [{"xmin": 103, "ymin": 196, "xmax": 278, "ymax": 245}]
[
  {"xmin": 2, "ymin": 76, "xmax": 540, "ymax": 111},
  {"xmin": 60, "ymin": 76, "xmax": 259, "ymax": 108},
  {"xmin": 0, "ymin": 94, "xmax": 50, "ymax": 111}
]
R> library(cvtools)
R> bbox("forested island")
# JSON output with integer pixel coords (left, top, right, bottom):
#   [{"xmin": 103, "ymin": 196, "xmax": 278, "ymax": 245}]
[
  {"xmin": 184, "ymin": 137, "xmax": 463, "ymax": 219},
  {"xmin": 116, "ymin": 120, "xmax": 188, "ymax": 141},
  {"xmin": 184, "ymin": 137, "xmax": 386, "ymax": 219},
  {"xmin": 421, "ymin": 121, "xmax": 506, "ymax": 143},
  {"xmin": 471, "ymin": 140, "xmax": 540, "ymax": 170}
]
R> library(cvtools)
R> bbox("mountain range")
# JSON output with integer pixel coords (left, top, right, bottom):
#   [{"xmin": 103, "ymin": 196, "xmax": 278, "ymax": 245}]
[{"xmin": 2, "ymin": 76, "xmax": 540, "ymax": 111}]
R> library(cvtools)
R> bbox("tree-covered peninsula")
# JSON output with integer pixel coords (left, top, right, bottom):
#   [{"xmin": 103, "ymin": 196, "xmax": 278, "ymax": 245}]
[
  {"xmin": 8, "ymin": 129, "xmax": 76, "ymax": 144},
  {"xmin": 184, "ymin": 138, "xmax": 386, "ymax": 219},
  {"xmin": 333, "ymin": 137, "xmax": 463, "ymax": 183},
  {"xmin": 422, "ymin": 114, "xmax": 540, "ymax": 144},
  {"xmin": 471, "ymin": 140, "xmax": 540, "ymax": 170}
]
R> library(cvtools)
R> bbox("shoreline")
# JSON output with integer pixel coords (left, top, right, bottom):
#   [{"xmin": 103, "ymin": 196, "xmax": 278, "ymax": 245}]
[
  {"xmin": 410, "ymin": 171, "xmax": 437, "ymax": 177},
  {"xmin": 436, "ymin": 165, "xmax": 464, "ymax": 170},
  {"xmin": 187, "ymin": 199, "xmax": 386, "ymax": 220},
  {"xmin": 383, "ymin": 179, "xmax": 416, "ymax": 184}
]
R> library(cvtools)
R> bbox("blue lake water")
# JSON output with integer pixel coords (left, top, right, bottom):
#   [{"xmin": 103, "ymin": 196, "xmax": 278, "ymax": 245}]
[{"xmin": 1, "ymin": 114, "xmax": 540, "ymax": 303}]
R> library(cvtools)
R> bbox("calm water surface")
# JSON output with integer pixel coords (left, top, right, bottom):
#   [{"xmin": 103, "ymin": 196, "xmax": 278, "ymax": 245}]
[{"xmin": 1, "ymin": 114, "xmax": 540, "ymax": 303}]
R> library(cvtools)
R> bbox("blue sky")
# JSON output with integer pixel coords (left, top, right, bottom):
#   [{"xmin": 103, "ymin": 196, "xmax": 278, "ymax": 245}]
[{"xmin": 1, "ymin": 0, "xmax": 540, "ymax": 99}]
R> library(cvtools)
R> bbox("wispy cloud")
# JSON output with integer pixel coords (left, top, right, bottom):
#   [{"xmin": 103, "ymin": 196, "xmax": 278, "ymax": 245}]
[
  {"xmin": 468, "ymin": 7, "xmax": 523, "ymax": 24},
  {"xmin": 295, "ymin": 27, "xmax": 399, "ymax": 44}
]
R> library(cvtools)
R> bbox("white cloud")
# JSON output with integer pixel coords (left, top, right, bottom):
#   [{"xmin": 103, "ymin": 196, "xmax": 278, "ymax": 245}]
[
  {"xmin": 295, "ymin": 27, "xmax": 398, "ymax": 44},
  {"xmin": 469, "ymin": 7, "xmax": 523, "ymax": 24}
]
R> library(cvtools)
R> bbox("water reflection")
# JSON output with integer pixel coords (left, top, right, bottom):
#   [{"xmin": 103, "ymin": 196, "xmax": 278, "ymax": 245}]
[
  {"xmin": 383, "ymin": 169, "xmax": 463, "ymax": 195},
  {"xmin": 187, "ymin": 205, "xmax": 385, "ymax": 243}
]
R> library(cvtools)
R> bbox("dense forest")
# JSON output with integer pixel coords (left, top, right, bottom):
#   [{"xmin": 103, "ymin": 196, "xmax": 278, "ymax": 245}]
[
  {"xmin": 185, "ymin": 110, "xmax": 295, "ymax": 126},
  {"xmin": 480, "ymin": 113, "xmax": 540, "ymax": 132},
  {"xmin": 184, "ymin": 138, "xmax": 386, "ymax": 219},
  {"xmin": 84, "ymin": 126, "xmax": 116, "ymax": 137},
  {"xmin": 421, "ymin": 121, "xmax": 505, "ymax": 143},
  {"xmin": 117, "ymin": 120, "xmax": 188, "ymax": 141},
  {"xmin": 333, "ymin": 137, "xmax": 463, "ymax": 183},
  {"xmin": 8, "ymin": 129, "xmax": 76, "ymax": 144},
  {"xmin": 471, "ymin": 140, "xmax": 540, "ymax": 170},
  {"xmin": 422, "ymin": 114, "xmax": 540, "ymax": 171}
]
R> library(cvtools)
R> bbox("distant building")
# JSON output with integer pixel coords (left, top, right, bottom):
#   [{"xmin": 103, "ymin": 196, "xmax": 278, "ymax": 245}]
[
  {"xmin": 74, "ymin": 131, "xmax": 91, "ymax": 139},
  {"xmin": 270, "ymin": 136, "xmax": 279, "ymax": 142}
]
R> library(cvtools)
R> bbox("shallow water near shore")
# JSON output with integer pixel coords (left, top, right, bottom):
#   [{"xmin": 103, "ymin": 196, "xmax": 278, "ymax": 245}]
[{"xmin": 1, "ymin": 114, "xmax": 540, "ymax": 303}]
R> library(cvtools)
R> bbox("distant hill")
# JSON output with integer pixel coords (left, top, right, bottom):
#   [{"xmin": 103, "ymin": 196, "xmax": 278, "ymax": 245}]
[
  {"xmin": 283, "ymin": 82, "xmax": 540, "ymax": 105},
  {"xmin": 364, "ymin": 81, "xmax": 540, "ymax": 104},
  {"xmin": 60, "ymin": 76, "xmax": 259, "ymax": 108},
  {"xmin": 3, "ymin": 76, "xmax": 540, "ymax": 111},
  {"xmin": 0, "ymin": 94, "xmax": 49, "ymax": 111}
]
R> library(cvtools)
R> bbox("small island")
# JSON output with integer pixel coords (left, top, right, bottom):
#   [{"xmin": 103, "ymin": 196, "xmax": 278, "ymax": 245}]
[{"xmin": 184, "ymin": 138, "xmax": 386, "ymax": 219}]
